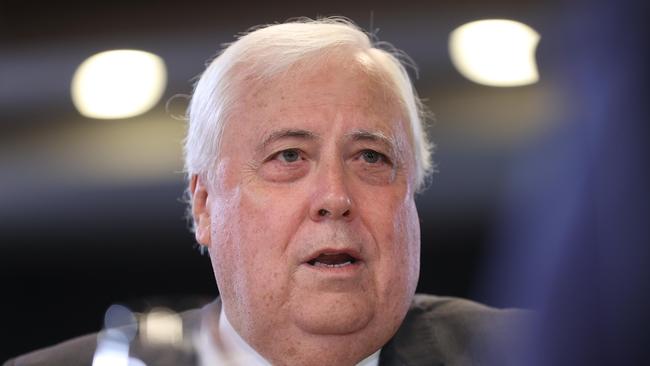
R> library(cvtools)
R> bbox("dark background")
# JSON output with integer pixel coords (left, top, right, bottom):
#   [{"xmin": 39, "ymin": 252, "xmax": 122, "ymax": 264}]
[{"xmin": 6, "ymin": 0, "xmax": 643, "ymax": 362}]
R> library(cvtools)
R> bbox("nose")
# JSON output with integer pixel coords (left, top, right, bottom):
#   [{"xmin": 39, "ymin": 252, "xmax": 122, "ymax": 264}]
[{"xmin": 309, "ymin": 159, "xmax": 354, "ymax": 222}]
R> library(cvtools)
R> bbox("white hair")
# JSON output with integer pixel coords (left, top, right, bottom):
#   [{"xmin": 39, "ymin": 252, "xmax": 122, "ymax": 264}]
[{"xmin": 185, "ymin": 17, "xmax": 433, "ymax": 197}]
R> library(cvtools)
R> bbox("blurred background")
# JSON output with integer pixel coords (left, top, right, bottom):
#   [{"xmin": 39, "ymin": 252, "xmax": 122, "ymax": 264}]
[{"xmin": 2, "ymin": 0, "xmax": 647, "ymax": 363}]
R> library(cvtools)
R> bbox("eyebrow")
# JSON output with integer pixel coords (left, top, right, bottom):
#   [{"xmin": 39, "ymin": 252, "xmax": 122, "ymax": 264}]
[
  {"xmin": 257, "ymin": 128, "xmax": 319, "ymax": 153},
  {"xmin": 345, "ymin": 129, "xmax": 396, "ymax": 152}
]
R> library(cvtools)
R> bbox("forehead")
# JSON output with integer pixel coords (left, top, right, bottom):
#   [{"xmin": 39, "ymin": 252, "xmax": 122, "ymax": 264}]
[{"xmin": 229, "ymin": 54, "xmax": 408, "ymax": 139}]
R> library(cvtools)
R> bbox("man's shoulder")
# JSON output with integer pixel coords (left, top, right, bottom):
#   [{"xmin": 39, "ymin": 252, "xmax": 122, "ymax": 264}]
[
  {"xmin": 381, "ymin": 294, "xmax": 532, "ymax": 366},
  {"xmin": 4, "ymin": 306, "xmax": 204, "ymax": 366},
  {"xmin": 409, "ymin": 293, "xmax": 529, "ymax": 323}
]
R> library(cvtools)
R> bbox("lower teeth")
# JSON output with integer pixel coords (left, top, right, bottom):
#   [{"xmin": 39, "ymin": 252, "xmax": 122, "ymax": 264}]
[{"xmin": 315, "ymin": 261, "xmax": 352, "ymax": 268}]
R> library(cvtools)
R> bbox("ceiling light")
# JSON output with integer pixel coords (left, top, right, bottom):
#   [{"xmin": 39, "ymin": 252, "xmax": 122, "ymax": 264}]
[
  {"xmin": 71, "ymin": 49, "xmax": 167, "ymax": 119},
  {"xmin": 449, "ymin": 19, "xmax": 541, "ymax": 87}
]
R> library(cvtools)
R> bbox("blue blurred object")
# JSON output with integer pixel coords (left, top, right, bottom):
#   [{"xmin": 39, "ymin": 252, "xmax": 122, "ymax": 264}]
[{"xmin": 484, "ymin": 0, "xmax": 650, "ymax": 364}]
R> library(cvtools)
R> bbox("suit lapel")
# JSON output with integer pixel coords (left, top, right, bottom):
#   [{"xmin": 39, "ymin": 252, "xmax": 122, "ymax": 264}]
[{"xmin": 378, "ymin": 302, "xmax": 443, "ymax": 366}]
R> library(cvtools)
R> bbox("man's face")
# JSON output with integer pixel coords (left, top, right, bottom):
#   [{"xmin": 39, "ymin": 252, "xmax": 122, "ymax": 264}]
[{"xmin": 193, "ymin": 54, "xmax": 420, "ymax": 362}]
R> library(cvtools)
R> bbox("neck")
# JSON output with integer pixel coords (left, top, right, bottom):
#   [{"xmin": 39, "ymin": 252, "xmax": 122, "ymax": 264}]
[
  {"xmin": 235, "ymin": 320, "xmax": 385, "ymax": 365},
  {"xmin": 256, "ymin": 333, "xmax": 381, "ymax": 366},
  {"xmin": 218, "ymin": 305, "xmax": 385, "ymax": 366}
]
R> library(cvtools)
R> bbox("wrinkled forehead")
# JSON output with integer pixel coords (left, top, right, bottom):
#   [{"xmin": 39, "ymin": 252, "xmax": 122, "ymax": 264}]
[{"xmin": 229, "ymin": 51, "xmax": 411, "ymax": 137}]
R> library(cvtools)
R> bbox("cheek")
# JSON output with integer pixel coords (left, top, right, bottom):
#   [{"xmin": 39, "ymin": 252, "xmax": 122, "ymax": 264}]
[
  {"xmin": 237, "ymin": 187, "xmax": 307, "ymax": 251},
  {"xmin": 362, "ymin": 187, "xmax": 417, "ymax": 250},
  {"xmin": 391, "ymin": 202, "xmax": 420, "ymax": 275},
  {"xmin": 401, "ymin": 199, "xmax": 421, "ymax": 283},
  {"xmin": 208, "ymin": 187, "xmax": 246, "ymax": 298},
  {"xmin": 211, "ymin": 185, "xmax": 307, "ymax": 296},
  {"xmin": 365, "ymin": 190, "xmax": 420, "ymax": 295}
]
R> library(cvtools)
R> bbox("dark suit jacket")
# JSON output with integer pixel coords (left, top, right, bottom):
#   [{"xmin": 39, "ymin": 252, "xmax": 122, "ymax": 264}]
[{"xmin": 4, "ymin": 294, "xmax": 530, "ymax": 366}]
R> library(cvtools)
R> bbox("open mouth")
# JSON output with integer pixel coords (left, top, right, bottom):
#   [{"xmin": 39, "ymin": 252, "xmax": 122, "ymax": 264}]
[{"xmin": 306, "ymin": 252, "xmax": 359, "ymax": 268}]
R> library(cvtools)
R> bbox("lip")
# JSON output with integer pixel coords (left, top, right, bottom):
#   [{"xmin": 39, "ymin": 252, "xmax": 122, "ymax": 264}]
[
  {"xmin": 300, "ymin": 248, "xmax": 364, "ymax": 275},
  {"xmin": 303, "ymin": 248, "xmax": 363, "ymax": 264}
]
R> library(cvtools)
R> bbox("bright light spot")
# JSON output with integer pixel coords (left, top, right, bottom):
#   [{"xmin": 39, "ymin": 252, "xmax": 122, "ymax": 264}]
[
  {"xmin": 92, "ymin": 345, "xmax": 129, "ymax": 366},
  {"xmin": 140, "ymin": 307, "xmax": 183, "ymax": 345},
  {"xmin": 128, "ymin": 358, "xmax": 146, "ymax": 366},
  {"xmin": 92, "ymin": 329, "xmax": 146, "ymax": 366},
  {"xmin": 92, "ymin": 330, "xmax": 129, "ymax": 366},
  {"xmin": 71, "ymin": 49, "xmax": 167, "ymax": 119},
  {"xmin": 92, "ymin": 343, "xmax": 145, "ymax": 366},
  {"xmin": 449, "ymin": 19, "xmax": 540, "ymax": 87}
]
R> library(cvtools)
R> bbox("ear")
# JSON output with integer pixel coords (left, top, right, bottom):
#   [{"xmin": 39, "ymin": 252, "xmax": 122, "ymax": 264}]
[{"xmin": 190, "ymin": 174, "xmax": 211, "ymax": 247}]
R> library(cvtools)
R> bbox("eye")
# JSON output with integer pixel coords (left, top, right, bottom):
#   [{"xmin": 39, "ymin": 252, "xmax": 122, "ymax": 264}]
[
  {"xmin": 278, "ymin": 149, "xmax": 301, "ymax": 163},
  {"xmin": 352, "ymin": 149, "xmax": 394, "ymax": 185},
  {"xmin": 260, "ymin": 148, "xmax": 309, "ymax": 183},
  {"xmin": 360, "ymin": 150, "xmax": 385, "ymax": 164}
]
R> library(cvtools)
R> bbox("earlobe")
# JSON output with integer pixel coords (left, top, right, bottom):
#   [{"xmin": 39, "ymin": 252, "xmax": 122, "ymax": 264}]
[{"xmin": 190, "ymin": 174, "xmax": 211, "ymax": 247}]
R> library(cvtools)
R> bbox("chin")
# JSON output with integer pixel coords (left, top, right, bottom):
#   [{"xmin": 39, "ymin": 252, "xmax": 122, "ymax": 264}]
[{"xmin": 289, "ymin": 292, "xmax": 375, "ymax": 335}]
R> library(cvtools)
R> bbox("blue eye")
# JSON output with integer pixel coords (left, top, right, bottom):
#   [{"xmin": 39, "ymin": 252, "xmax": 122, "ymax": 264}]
[
  {"xmin": 361, "ymin": 150, "xmax": 382, "ymax": 164},
  {"xmin": 279, "ymin": 149, "xmax": 300, "ymax": 163}
]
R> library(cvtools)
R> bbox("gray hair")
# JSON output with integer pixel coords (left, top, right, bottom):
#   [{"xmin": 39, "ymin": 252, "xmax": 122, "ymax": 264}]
[{"xmin": 184, "ymin": 17, "xmax": 433, "ymax": 217}]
